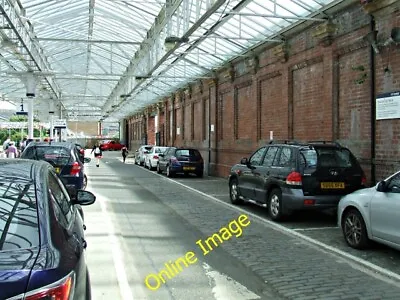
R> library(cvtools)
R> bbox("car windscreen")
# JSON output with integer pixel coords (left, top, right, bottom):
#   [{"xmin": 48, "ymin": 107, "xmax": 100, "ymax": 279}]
[
  {"xmin": 35, "ymin": 147, "xmax": 72, "ymax": 166},
  {"xmin": 175, "ymin": 149, "xmax": 201, "ymax": 158},
  {"xmin": 0, "ymin": 175, "xmax": 39, "ymax": 251}
]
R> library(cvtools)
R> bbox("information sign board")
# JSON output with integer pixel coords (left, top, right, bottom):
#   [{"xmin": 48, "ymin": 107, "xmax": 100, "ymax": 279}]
[{"xmin": 376, "ymin": 91, "xmax": 400, "ymax": 120}]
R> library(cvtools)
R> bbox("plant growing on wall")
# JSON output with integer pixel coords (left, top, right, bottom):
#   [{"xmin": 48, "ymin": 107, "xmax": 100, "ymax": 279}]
[{"xmin": 352, "ymin": 65, "xmax": 368, "ymax": 84}]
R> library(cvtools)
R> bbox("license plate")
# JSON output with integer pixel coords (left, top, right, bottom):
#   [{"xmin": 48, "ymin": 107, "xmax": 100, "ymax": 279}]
[
  {"xmin": 321, "ymin": 182, "xmax": 345, "ymax": 189},
  {"xmin": 55, "ymin": 167, "xmax": 60, "ymax": 174},
  {"xmin": 183, "ymin": 166, "xmax": 195, "ymax": 171}
]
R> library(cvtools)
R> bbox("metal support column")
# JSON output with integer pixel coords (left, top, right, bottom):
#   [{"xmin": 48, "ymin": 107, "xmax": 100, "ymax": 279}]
[
  {"xmin": 27, "ymin": 97, "xmax": 34, "ymax": 140},
  {"xmin": 24, "ymin": 73, "xmax": 36, "ymax": 140}
]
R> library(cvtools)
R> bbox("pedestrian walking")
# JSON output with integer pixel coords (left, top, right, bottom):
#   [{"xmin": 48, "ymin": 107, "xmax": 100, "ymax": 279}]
[
  {"xmin": 2, "ymin": 137, "xmax": 11, "ymax": 151},
  {"xmin": 91, "ymin": 143, "xmax": 102, "ymax": 167},
  {"xmin": 5, "ymin": 142, "xmax": 18, "ymax": 158},
  {"xmin": 121, "ymin": 146, "xmax": 128, "ymax": 163}
]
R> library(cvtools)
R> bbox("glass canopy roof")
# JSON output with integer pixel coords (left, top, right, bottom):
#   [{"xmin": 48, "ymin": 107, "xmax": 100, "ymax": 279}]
[{"xmin": 0, "ymin": 0, "xmax": 346, "ymax": 122}]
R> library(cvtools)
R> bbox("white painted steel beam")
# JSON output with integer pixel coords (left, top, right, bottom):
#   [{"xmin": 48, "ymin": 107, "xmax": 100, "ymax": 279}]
[
  {"xmin": 219, "ymin": 12, "xmax": 327, "ymax": 21},
  {"xmin": 35, "ymin": 38, "xmax": 143, "ymax": 45},
  {"xmin": 0, "ymin": 0, "xmax": 61, "ymax": 99}
]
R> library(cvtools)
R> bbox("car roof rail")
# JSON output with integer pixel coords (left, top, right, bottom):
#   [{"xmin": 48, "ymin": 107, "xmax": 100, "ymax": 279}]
[
  {"xmin": 307, "ymin": 140, "xmax": 342, "ymax": 148},
  {"xmin": 268, "ymin": 139, "xmax": 301, "ymax": 145}
]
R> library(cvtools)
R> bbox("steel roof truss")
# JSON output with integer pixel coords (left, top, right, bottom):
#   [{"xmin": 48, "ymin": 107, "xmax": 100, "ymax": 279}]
[{"xmin": 0, "ymin": 1, "xmax": 61, "ymax": 98}]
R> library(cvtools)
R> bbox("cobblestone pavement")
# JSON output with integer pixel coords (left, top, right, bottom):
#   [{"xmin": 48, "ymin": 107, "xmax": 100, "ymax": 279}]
[{"xmin": 109, "ymin": 155, "xmax": 400, "ymax": 299}]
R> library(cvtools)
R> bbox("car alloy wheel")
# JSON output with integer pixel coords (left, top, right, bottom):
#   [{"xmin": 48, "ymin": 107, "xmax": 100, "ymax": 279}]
[
  {"xmin": 268, "ymin": 188, "xmax": 283, "ymax": 221},
  {"xmin": 229, "ymin": 179, "xmax": 243, "ymax": 205},
  {"xmin": 166, "ymin": 165, "xmax": 173, "ymax": 177},
  {"xmin": 342, "ymin": 209, "xmax": 369, "ymax": 249}
]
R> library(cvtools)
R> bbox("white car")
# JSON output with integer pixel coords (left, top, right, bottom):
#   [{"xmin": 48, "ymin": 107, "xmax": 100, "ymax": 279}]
[
  {"xmin": 145, "ymin": 146, "xmax": 168, "ymax": 170},
  {"xmin": 338, "ymin": 170, "xmax": 400, "ymax": 251},
  {"xmin": 135, "ymin": 145, "xmax": 153, "ymax": 166}
]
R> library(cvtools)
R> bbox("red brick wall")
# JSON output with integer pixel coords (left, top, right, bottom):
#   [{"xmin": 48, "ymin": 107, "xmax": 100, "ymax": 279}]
[
  {"xmin": 236, "ymin": 82, "xmax": 255, "ymax": 140},
  {"xmin": 184, "ymin": 102, "xmax": 192, "ymax": 142},
  {"xmin": 292, "ymin": 60, "xmax": 329, "ymax": 140},
  {"xmin": 259, "ymin": 73, "xmax": 288, "ymax": 141},
  {"xmin": 336, "ymin": 47, "xmax": 372, "ymax": 182},
  {"xmin": 147, "ymin": 116, "xmax": 155, "ymax": 145},
  {"xmin": 193, "ymin": 100, "xmax": 203, "ymax": 141},
  {"xmin": 125, "ymin": 3, "xmax": 400, "ymax": 183}
]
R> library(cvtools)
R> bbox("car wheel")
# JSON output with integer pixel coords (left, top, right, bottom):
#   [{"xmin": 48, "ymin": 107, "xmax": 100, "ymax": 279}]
[
  {"xmin": 157, "ymin": 163, "xmax": 162, "ymax": 174},
  {"xmin": 166, "ymin": 165, "xmax": 174, "ymax": 177},
  {"xmin": 229, "ymin": 178, "xmax": 244, "ymax": 205},
  {"xmin": 268, "ymin": 188, "xmax": 283, "ymax": 221},
  {"xmin": 342, "ymin": 209, "xmax": 369, "ymax": 249}
]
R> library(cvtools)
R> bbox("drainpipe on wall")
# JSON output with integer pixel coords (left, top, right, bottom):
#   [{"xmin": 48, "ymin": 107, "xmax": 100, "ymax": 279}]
[
  {"xmin": 208, "ymin": 86, "xmax": 212, "ymax": 177},
  {"xmin": 370, "ymin": 15, "xmax": 376, "ymax": 185}
]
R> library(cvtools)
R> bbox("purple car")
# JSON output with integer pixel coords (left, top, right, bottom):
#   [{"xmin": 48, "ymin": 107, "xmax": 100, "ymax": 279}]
[{"xmin": 0, "ymin": 159, "xmax": 95, "ymax": 300}]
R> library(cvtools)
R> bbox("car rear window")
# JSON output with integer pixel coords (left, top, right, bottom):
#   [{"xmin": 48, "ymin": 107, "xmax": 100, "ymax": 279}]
[
  {"xmin": 0, "ymin": 175, "xmax": 39, "ymax": 251},
  {"xmin": 300, "ymin": 148, "xmax": 357, "ymax": 168},
  {"xmin": 175, "ymin": 149, "xmax": 202, "ymax": 157},
  {"xmin": 36, "ymin": 147, "xmax": 71, "ymax": 166},
  {"xmin": 154, "ymin": 147, "xmax": 168, "ymax": 153}
]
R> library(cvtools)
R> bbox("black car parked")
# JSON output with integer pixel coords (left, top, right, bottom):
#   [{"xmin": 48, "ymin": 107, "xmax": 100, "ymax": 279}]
[
  {"xmin": 157, "ymin": 147, "xmax": 204, "ymax": 177},
  {"xmin": 0, "ymin": 159, "xmax": 95, "ymax": 300},
  {"xmin": 228, "ymin": 140, "xmax": 366, "ymax": 221},
  {"xmin": 20, "ymin": 141, "xmax": 91, "ymax": 194}
]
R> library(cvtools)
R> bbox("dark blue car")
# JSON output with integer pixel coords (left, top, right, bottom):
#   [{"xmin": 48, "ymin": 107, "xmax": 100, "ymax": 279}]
[
  {"xmin": 157, "ymin": 147, "xmax": 204, "ymax": 177},
  {"xmin": 20, "ymin": 141, "xmax": 90, "ymax": 195},
  {"xmin": 0, "ymin": 159, "xmax": 95, "ymax": 299}
]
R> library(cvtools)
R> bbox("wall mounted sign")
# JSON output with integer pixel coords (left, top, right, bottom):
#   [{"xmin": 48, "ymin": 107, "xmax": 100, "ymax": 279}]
[
  {"xmin": 53, "ymin": 119, "xmax": 67, "ymax": 128},
  {"xmin": 376, "ymin": 91, "xmax": 400, "ymax": 120}
]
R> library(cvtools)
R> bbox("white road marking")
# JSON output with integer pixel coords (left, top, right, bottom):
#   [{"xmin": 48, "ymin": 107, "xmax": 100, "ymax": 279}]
[
  {"xmin": 292, "ymin": 227, "xmax": 339, "ymax": 231},
  {"xmin": 209, "ymin": 194, "xmax": 230, "ymax": 197},
  {"xmin": 202, "ymin": 263, "xmax": 261, "ymax": 300},
  {"xmin": 142, "ymin": 167, "xmax": 400, "ymax": 284}
]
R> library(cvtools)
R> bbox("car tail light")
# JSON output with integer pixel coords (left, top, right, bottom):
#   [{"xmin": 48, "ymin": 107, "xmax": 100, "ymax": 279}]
[
  {"xmin": 70, "ymin": 162, "xmax": 81, "ymax": 176},
  {"xmin": 304, "ymin": 199, "xmax": 315, "ymax": 205},
  {"xmin": 24, "ymin": 272, "xmax": 75, "ymax": 300},
  {"xmin": 361, "ymin": 175, "xmax": 367, "ymax": 186},
  {"xmin": 153, "ymin": 155, "xmax": 159, "ymax": 159},
  {"xmin": 79, "ymin": 149, "xmax": 84, "ymax": 154},
  {"xmin": 286, "ymin": 171, "xmax": 302, "ymax": 185}
]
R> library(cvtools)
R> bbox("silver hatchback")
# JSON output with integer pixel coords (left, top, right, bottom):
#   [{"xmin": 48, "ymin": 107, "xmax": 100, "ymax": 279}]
[{"xmin": 338, "ymin": 170, "xmax": 400, "ymax": 251}]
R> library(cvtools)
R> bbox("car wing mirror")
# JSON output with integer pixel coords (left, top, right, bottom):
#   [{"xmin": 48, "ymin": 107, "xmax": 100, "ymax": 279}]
[
  {"xmin": 376, "ymin": 180, "xmax": 387, "ymax": 192},
  {"xmin": 240, "ymin": 157, "xmax": 248, "ymax": 165},
  {"xmin": 158, "ymin": 153, "xmax": 164, "ymax": 157},
  {"xmin": 73, "ymin": 190, "xmax": 96, "ymax": 206}
]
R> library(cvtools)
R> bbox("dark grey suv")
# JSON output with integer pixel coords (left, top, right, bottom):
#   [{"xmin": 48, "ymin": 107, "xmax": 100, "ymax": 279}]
[{"xmin": 228, "ymin": 140, "xmax": 366, "ymax": 221}]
